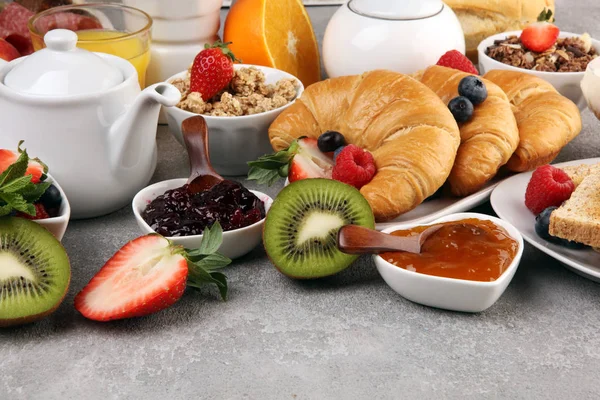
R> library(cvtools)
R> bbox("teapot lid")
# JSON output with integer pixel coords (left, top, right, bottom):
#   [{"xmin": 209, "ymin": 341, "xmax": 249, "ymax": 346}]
[
  {"xmin": 348, "ymin": 0, "xmax": 443, "ymax": 20},
  {"xmin": 4, "ymin": 29, "xmax": 123, "ymax": 96}
]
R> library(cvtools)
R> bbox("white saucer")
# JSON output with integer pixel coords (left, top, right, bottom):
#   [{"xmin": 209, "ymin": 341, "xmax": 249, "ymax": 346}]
[{"xmin": 490, "ymin": 158, "xmax": 600, "ymax": 282}]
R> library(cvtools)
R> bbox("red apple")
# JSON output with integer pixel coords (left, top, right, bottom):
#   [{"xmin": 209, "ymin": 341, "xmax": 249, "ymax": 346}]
[{"xmin": 0, "ymin": 38, "xmax": 20, "ymax": 62}]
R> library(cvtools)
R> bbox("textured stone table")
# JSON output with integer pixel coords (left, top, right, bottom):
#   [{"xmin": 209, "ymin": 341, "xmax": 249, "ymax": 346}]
[{"xmin": 3, "ymin": 2, "xmax": 600, "ymax": 399}]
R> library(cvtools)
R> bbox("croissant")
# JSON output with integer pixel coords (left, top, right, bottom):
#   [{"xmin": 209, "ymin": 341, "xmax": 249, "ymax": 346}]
[
  {"xmin": 419, "ymin": 66, "xmax": 519, "ymax": 196},
  {"xmin": 483, "ymin": 70, "xmax": 582, "ymax": 172},
  {"xmin": 268, "ymin": 70, "xmax": 461, "ymax": 222}
]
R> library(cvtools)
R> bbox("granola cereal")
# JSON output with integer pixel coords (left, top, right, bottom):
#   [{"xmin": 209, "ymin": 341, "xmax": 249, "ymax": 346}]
[
  {"xmin": 173, "ymin": 67, "xmax": 299, "ymax": 117},
  {"xmin": 486, "ymin": 33, "xmax": 597, "ymax": 72}
]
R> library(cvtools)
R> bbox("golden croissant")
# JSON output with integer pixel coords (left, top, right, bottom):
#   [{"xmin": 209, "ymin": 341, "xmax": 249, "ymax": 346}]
[
  {"xmin": 268, "ymin": 70, "xmax": 461, "ymax": 222},
  {"xmin": 484, "ymin": 70, "xmax": 582, "ymax": 171},
  {"xmin": 419, "ymin": 66, "xmax": 520, "ymax": 196}
]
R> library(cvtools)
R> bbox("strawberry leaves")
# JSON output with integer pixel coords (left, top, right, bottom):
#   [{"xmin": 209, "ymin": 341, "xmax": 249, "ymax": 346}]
[
  {"xmin": 184, "ymin": 222, "xmax": 232, "ymax": 301},
  {"xmin": 0, "ymin": 144, "xmax": 50, "ymax": 217},
  {"xmin": 247, "ymin": 140, "xmax": 300, "ymax": 185}
]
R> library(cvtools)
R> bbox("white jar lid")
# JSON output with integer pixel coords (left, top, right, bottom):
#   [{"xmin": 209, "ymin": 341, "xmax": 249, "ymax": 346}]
[
  {"xmin": 4, "ymin": 29, "xmax": 123, "ymax": 96},
  {"xmin": 349, "ymin": 0, "xmax": 444, "ymax": 20}
]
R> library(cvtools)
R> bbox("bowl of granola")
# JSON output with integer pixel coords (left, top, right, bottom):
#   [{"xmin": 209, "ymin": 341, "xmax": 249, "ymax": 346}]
[
  {"xmin": 478, "ymin": 30, "xmax": 600, "ymax": 109},
  {"xmin": 164, "ymin": 64, "xmax": 303, "ymax": 176}
]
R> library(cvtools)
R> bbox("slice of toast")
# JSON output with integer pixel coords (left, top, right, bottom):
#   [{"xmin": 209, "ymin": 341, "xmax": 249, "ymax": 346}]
[
  {"xmin": 561, "ymin": 163, "xmax": 600, "ymax": 187},
  {"xmin": 550, "ymin": 172, "xmax": 600, "ymax": 247}
]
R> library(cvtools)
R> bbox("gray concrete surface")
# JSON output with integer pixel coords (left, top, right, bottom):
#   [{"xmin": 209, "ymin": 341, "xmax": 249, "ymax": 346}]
[{"xmin": 2, "ymin": 2, "xmax": 600, "ymax": 399}]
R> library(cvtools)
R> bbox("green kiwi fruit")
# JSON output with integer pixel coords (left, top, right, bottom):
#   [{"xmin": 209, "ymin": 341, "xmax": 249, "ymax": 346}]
[
  {"xmin": 0, "ymin": 217, "xmax": 70, "ymax": 327},
  {"xmin": 264, "ymin": 179, "xmax": 375, "ymax": 279}
]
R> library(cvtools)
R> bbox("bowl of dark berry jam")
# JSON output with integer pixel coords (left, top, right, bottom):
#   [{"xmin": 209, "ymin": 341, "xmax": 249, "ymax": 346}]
[{"xmin": 133, "ymin": 178, "xmax": 273, "ymax": 259}]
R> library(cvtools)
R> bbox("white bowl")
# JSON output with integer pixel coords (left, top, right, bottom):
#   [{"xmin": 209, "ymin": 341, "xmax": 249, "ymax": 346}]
[
  {"xmin": 35, "ymin": 174, "xmax": 70, "ymax": 241},
  {"xmin": 322, "ymin": 0, "xmax": 465, "ymax": 78},
  {"xmin": 132, "ymin": 178, "xmax": 273, "ymax": 259},
  {"xmin": 373, "ymin": 212, "xmax": 523, "ymax": 313},
  {"xmin": 163, "ymin": 64, "xmax": 304, "ymax": 176},
  {"xmin": 478, "ymin": 31, "xmax": 600, "ymax": 110}
]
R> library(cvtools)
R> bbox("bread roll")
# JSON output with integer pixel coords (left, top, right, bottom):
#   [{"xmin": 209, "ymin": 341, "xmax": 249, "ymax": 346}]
[
  {"xmin": 443, "ymin": 0, "xmax": 555, "ymax": 61},
  {"xmin": 269, "ymin": 70, "xmax": 461, "ymax": 222}
]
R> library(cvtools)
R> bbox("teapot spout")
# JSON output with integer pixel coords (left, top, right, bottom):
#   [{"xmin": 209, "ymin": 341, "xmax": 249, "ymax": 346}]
[{"xmin": 109, "ymin": 83, "xmax": 181, "ymax": 171}]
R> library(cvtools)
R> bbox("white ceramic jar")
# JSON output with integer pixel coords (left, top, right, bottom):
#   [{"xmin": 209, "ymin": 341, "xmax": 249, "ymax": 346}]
[
  {"xmin": 123, "ymin": 0, "xmax": 223, "ymax": 87},
  {"xmin": 322, "ymin": 0, "xmax": 465, "ymax": 78}
]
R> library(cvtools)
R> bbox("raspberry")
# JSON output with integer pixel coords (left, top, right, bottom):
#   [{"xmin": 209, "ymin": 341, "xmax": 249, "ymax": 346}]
[
  {"xmin": 525, "ymin": 165, "xmax": 574, "ymax": 215},
  {"xmin": 436, "ymin": 50, "xmax": 479, "ymax": 75},
  {"xmin": 332, "ymin": 145, "xmax": 376, "ymax": 189},
  {"xmin": 17, "ymin": 203, "xmax": 50, "ymax": 220}
]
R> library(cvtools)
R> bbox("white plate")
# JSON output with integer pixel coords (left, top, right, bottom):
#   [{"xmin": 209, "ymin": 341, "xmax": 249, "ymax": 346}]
[
  {"xmin": 490, "ymin": 158, "xmax": 600, "ymax": 282},
  {"xmin": 285, "ymin": 176, "xmax": 506, "ymax": 231}
]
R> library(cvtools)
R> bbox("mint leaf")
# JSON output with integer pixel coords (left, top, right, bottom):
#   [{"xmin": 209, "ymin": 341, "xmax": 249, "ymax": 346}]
[
  {"xmin": 0, "ymin": 204, "xmax": 13, "ymax": 217},
  {"xmin": 183, "ymin": 221, "xmax": 230, "ymax": 300},
  {"xmin": 190, "ymin": 221, "xmax": 223, "ymax": 255},
  {"xmin": 247, "ymin": 166, "xmax": 282, "ymax": 186},
  {"xmin": 246, "ymin": 141, "xmax": 300, "ymax": 185},
  {"xmin": 191, "ymin": 253, "xmax": 231, "ymax": 271},
  {"xmin": 20, "ymin": 182, "xmax": 50, "ymax": 203},
  {"xmin": 0, "ymin": 192, "xmax": 34, "ymax": 215},
  {"xmin": 1, "ymin": 175, "xmax": 32, "ymax": 193},
  {"xmin": 187, "ymin": 263, "xmax": 229, "ymax": 301},
  {"xmin": 0, "ymin": 149, "xmax": 29, "ymax": 187}
]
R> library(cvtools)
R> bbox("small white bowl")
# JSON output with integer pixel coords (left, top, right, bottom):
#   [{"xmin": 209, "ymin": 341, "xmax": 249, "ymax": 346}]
[
  {"xmin": 132, "ymin": 178, "xmax": 273, "ymax": 259},
  {"xmin": 163, "ymin": 64, "xmax": 304, "ymax": 176},
  {"xmin": 478, "ymin": 31, "xmax": 600, "ymax": 110},
  {"xmin": 35, "ymin": 174, "xmax": 70, "ymax": 241},
  {"xmin": 373, "ymin": 212, "xmax": 523, "ymax": 313}
]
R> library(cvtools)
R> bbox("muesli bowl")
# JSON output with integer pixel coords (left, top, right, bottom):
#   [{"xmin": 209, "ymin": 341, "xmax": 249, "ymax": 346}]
[
  {"xmin": 478, "ymin": 30, "xmax": 600, "ymax": 110},
  {"xmin": 132, "ymin": 178, "xmax": 273, "ymax": 260},
  {"xmin": 163, "ymin": 64, "xmax": 304, "ymax": 176}
]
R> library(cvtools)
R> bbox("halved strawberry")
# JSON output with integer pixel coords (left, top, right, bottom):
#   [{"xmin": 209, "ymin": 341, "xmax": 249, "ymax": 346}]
[
  {"xmin": 288, "ymin": 138, "xmax": 334, "ymax": 183},
  {"xmin": 0, "ymin": 149, "xmax": 47, "ymax": 183},
  {"xmin": 520, "ymin": 9, "xmax": 559, "ymax": 53},
  {"xmin": 75, "ymin": 227, "xmax": 230, "ymax": 322},
  {"xmin": 75, "ymin": 235, "xmax": 189, "ymax": 321}
]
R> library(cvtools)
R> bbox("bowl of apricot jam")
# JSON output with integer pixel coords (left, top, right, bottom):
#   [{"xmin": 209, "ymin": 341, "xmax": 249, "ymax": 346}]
[{"xmin": 374, "ymin": 212, "xmax": 523, "ymax": 313}]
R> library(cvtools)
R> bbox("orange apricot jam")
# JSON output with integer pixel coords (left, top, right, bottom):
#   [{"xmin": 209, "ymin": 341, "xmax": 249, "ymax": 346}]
[{"xmin": 380, "ymin": 218, "xmax": 518, "ymax": 282}]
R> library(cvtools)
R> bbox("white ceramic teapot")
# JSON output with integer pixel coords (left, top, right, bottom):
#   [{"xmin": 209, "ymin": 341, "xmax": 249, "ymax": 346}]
[
  {"xmin": 0, "ymin": 30, "xmax": 181, "ymax": 219},
  {"xmin": 322, "ymin": 0, "xmax": 465, "ymax": 78}
]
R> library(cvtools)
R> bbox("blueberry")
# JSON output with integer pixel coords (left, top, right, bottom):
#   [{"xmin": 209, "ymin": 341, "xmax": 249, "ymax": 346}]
[
  {"xmin": 535, "ymin": 206, "xmax": 558, "ymax": 242},
  {"xmin": 448, "ymin": 96, "xmax": 474, "ymax": 123},
  {"xmin": 535, "ymin": 206, "xmax": 586, "ymax": 249},
  {"xmin": 318, "ymin": 131, "xmax": 346, "ymax": 153},
  {"xmin": 40, "ymin": 184, "xmax": 62, "ymax": 209},
  {"xmin": 333, "ymin": 146, "xmax": 346, "ymax": 162},
  {"xmin": 458, "ymin": 76, "xmax": 488, "ymax": 105}
]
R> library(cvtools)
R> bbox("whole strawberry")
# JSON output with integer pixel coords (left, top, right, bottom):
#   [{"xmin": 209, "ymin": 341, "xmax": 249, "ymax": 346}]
[
  {"xmin": 436, "ymin": 50, "xmax": 479, "ymax": 75},
  {"xmin": 520, "ymin": 9, "xmax": 559, "ymax": 53},
  {"xmin": 190, "ymin": 41, "xmax": 241, "ymax": 101}
]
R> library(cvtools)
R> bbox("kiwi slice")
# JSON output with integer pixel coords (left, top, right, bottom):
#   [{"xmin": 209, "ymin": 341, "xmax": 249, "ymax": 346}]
[
  {"xmin": 0, "ymin": 217, "xmax": 70, "ymax": 327},
  {"xmin": 264, "ymin": 179, "xmax": 375, "ymax": 279}
]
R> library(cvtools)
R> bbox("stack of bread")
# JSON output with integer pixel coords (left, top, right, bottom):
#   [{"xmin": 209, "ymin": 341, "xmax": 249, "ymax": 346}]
[
  {"xmin": 550, "ymin": 164, "xmax": 600, "ymax": 248},
  {"xmin": 443, "ymin": 0, "xmax": 555, "ymax": 62},
  {"xmin": 268, "ymin": 64, "xmax": 581, "ymax": 223}
]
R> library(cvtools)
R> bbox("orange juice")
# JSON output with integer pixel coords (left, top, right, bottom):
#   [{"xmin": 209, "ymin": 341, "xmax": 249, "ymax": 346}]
[{"xmin": 75, "ymin": 30, "xmax": 151, "ymax": 88}]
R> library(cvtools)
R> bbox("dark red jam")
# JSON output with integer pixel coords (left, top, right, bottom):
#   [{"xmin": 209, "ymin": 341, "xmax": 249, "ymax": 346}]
[{"xmin": 142, "ymin": 180, "xmax": 265, "ymax": 237}]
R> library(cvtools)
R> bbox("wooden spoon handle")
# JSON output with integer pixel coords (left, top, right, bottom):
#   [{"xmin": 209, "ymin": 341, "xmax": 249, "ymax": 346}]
[
  {"xmin": 337, "ymin": 225, "xmax": 423, "ymax": 255},
  {"xmin": 182, "ymin": 116, "xmax": 219, "ymax": 183}
]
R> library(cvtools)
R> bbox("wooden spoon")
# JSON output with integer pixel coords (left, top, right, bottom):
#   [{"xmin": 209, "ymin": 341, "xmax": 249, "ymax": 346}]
[
  {"xmin": 182, "ymin": 116, "xmax": 224, "ymax": 193},
  {"xmin": 337, "ymin": 224, "xmax": 444, "ymax": 255}
]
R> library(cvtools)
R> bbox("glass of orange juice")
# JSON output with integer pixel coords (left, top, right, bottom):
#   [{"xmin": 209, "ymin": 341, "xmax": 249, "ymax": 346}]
[{"xmin": 28, "ymin": 3, "xmax": 152, "ymax": 88}]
